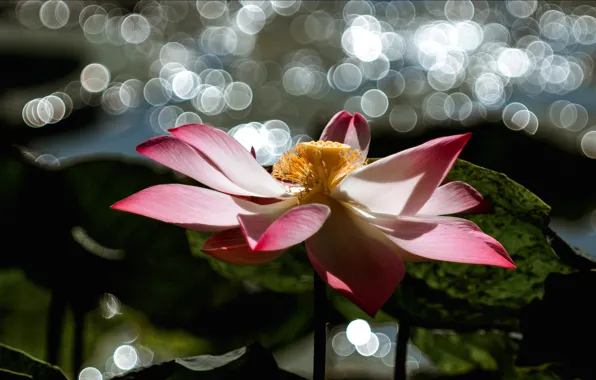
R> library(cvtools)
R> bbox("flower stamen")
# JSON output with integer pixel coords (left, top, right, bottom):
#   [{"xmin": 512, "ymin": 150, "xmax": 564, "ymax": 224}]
[{"xmin": 272, "ymin": 140, "xmax": 365, "ymax": 200}]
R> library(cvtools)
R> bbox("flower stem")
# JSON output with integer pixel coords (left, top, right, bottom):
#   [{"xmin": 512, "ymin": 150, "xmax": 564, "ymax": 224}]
[
  {"xmin": 73, "ymin": 305, "xmax": 85, "ymax": 376},
  {"xmin": 46, "ymin": 290, "xmax": 66, "ymax": 365},
  {"xmin": 394, "ymin": 317, "xmax": 411, "ymax": 379},
  {"xmin": 313, "ymin": 272, "xmax": 327, "ymax": 380}
]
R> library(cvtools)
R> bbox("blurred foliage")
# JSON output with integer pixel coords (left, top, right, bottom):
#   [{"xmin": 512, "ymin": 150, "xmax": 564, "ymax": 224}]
[
  {"xmin": 0, "ymin": 343, "xmax": 67, "ymax": 380},
  {"xmin": 412, "ymin": 329, "xmax": 517, "ymax": 377},
  {"xmin": 383, "ymin": 159, "xmax": 574, "ymax": 329},
  {"xmin": 188, "ymin": 231, "xmax": 314, "ymax": 293},
  {"xmin": 0, "ymin": 267, "xmax": 214, "ymax": 374},
  {"xmin": 0, "ymin": 269, "xmax": 51, "ymax": 363},
  {"xmin": 410, "ymin": 328, "xmax": 566, "ymax": 380},
  {"xmin": 111, "ymin": 343, "xmax": 305, "ymax": 380},
  {"xmin": 0, "ymin": 149, "xmax": 314, "ymax": 378},
  {"xmin": 517, "ymin": 271, "xmax": 596, "ymax": 379},
  {"xmin": 0, "ymin": 339, "xmax": 305, "ymax": 380}
]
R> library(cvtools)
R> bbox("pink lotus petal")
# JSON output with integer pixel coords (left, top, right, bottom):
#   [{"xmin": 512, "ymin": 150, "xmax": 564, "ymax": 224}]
[
  {"xmin": 202, "ymin": 228, "xmax": 285, "ymax": 265},
  {"xmin": 418, "ymin": 181, "xmax": 490, "ymax": 216},
  {"xmin": 111, "ymin": 184, "xmax": 269, "ymax": 232},
  {"xmin": 137, "ymin": 136, "xmax": 253, "ymax": 196},
  {"xmin": 238, "ymin": 204, "xmax": 331, "ymax": 251},
  {"xmin": 305, "ymin": 201, "xmax": 406, "ymax": 316},
  {"xmin": 374, "ymin": 215, "xmax": 515, "ymax": 268},
  {"xmin": 333, "ymin": 134, "xmax": 471, "ymax": 216},
  {"xmin": 170, "ymin": 124, "xmax": 286, "ymax": 197},
  {"xmin": 320, "ymin": 111, "xmax": 371, "ymax": 155}
]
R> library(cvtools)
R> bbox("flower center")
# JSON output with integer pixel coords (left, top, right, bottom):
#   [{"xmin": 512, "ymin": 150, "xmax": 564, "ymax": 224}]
[{"xmin": 272, "ymin": 140, "xmax": 365, "ymax": 200}]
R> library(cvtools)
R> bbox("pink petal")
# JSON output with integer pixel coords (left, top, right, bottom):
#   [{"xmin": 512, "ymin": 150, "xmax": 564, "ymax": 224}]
[
  {"xmin": 333, "ymin": 134, "xmax": 471, "ymax": 216},
  {"xmin": 238, "ymin": 204, "xmax": 331, "ymax": 251},
  {"xmin": 418, "ymin": 181, "xmax": 490, "ymax": 216},
  {"xmin": 305, "ymin": 200, "xmax": 406, "ymax": 317},
  {"xmin": 374, "ymin": 215, "xmax": 515, "ymax": 268},
  {"xmin": 111, "ymin": 184, "xmax": 270, "ymax": 232},
  {"xmin": 202, "ymin": 228, "xmax": 285, "ymax": 265},
  {"xmin": 170, "ymin": 124, "xmax": 286, "ymax": 197},
  {"xmin": 320, "ymin": 111, "xmax": 371, "ymax": 155},
  {"xmin": 137, "ymin": 136, "xmax": 253, "ymax": 196}
]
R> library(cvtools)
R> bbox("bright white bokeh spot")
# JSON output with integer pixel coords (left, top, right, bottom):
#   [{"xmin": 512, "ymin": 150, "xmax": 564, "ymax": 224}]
[
  {"xmin": 344, "ymin": 95, "xmax": 363, "ymax": 115},
  {"xmin": 100, "ymin": 293, "xmax": 121, "ymax": 319},
  {"xmin": 346, "ymin": 319, "xmax": 371, "ymax": 346},
  {"xmin": 272, "ymin": 0, "xmax": 301, "ymax": 17},
  {"xmin": 121, "ymin": 79, "xmax": 144, "ymax": 108},
  {"xmin": 231, "ymin": 124, "xmax": 262, "ymax": 152},
  {"xmin": 160, "ymin": 42, "xmax": 189, "ymax": 65},
  {"xmin": 236, "ymin": 5, "xmax": 266, "ymax": 35},
  {"xmin": 172, "ymin": 70, "xmax": 201, "ymax": 100},
  {"xmin": 444, "ymin": 0, "xmax": 474, "ymax": 22},
  {"xmin": 197, "ymin": 1, "xmax": 227, "ymax": 19},
  {"xmin": 260, "ymin": 127, "xmax": 291, "ymax": 155},
  {"xmin": 36, "ymin": 98, "xmax": 54, "ymax": 124},
  {"xmin": 291, "ymin": 134, "xmax": 313, "ymax": 146},
  {"xmin": 342, "ymin": 26, "xmax": 383, "ymax": 62},
  {"xmin": 498, "ymin": 48, "xmax": 530, "ymax": 78},
  {"xmin": 561, "ymin": 103, "xmax": 588, "ymax": 132},
  {"xmin": 81, "ymin": 63, "xmax": 110, "ymax": 93},
  {"xmin": 158, "ymin": 105, "xmax": 183, "ymax": 132},
  {"xmin": 361, "ymin": 89, "xmax": 388, "ymax": 118},
  {"xmin": 200, "ymin": 86, "xmax": 226, "ymax": 115},
  {"xmin": 283, "ymin": 67, "xmax": 315, "ymax": 96},
  {"xmin": 380, "ymin": 343, "xmax": 397, "ymax": 367},
  {"xmin": 332, "ymin": 63, "xmax": 362, "ymax": 92},
  {"xmin": 120, "ymin": 14, "xmax": 150, "ymax": 44},
  {"xmin": 144, "ymin": 78, "xmax": 173, "ymax": 106},
  {"xmin": 39, "ymin": 0, "xmax": 70, "ymax": 29},
  {"xmin": 548, "ymin": 100, "xmax": 571, "ymax": 128},
  {"xmin": 264, "ymin": 119, "xmax": 290, "ymax": 134},
  {"xmin": 78, "ymin": 367, "xmax": 102, "ymax": 380},
  {"xmin": 390, "ymin": 105, "xmax": 417, "ymax": 132},
  {"xmin": 377, "ymin": 70, "xmax": 405, "ymax": 98},
  {"xmin": 224, "ymin": 82, "xmax": 253, "ymax": 110},
  {"xmin": 474, "ymin": 73, "xmax": 505, "ymax": 106},
  {"xmin": 52, "ymin": 91, "xmax": 73, "ymax": 118},
  {"xmin": 18, "ymin": 0, "xmax": 44, "ymax": 30},
  {"xmin": 35, "ymin": 154, "xmax": 60, "ymax": 168},
  {"xmin": 361, "ymin": 54, "xmax": 390, "ymax": 80},
  {"xmin": 573, "ymin": 16, "xmax": 596, "ymax": 45},
  {"xmin": 523, "ymin": 110, "xmax": 539, "ymax": 135},
  {"xmin": 355, "ymin": 332, "xmax": 380, "ymax": 356},
  {"xmin": 506, "ymin": 0, "xmax": 537, "ymax": 18},
  {"xmin": 23, "ymin": 98, "xmax": 43, "ymax": 128},
  {"xmin": 445, "ymin": 92, "xmax": 472, "ymax": 121},
  {"xmin": 424, "ymin": 92, "xmax": 450, "ymax": 121},
  {"xmin": 385, "ymin": 0, "xmax": 415, "ymax": 28},
  {"xmin": 114, "ymin": 345, "xmax": 138, "ymax": 370},
  {"xmin": 381, "ymin": 32, "xmax": 406, "ymax": 61},
  {"xmin": 503, "ymin": 102, "xmax": 532, "ymax": 131},
  {"xmin": 373, "ymin": 333, "xmax": 392, "ymax": 358},
  {"xmin": 43, "ymin": 95, "xmax": 65, "ymax": 123},
  {"xmin": 580, "ymin": 131, "xmax": 596, "ymax": 159},
  {"xmin": 332, "ymin": 331, "xmax": 355, "ymax": 356},
  {"xmin": 175, "ymin": 111, "xmax": 202, "ymax": 127}
]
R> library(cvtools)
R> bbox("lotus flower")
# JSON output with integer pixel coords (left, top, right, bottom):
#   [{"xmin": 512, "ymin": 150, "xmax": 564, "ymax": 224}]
[{"xmin": 111, "ymin": 111, "xmax": 515, "ymax": 316}]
